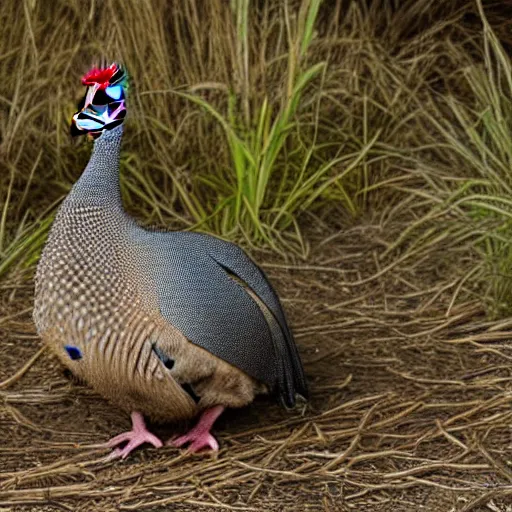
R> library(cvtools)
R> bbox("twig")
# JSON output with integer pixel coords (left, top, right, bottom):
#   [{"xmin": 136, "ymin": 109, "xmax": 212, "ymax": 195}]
[{"xmin": 0, "ymin": 345, "xmax": 46, "ymax": 389}]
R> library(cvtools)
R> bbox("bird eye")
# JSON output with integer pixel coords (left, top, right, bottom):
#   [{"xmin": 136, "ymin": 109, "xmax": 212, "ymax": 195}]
[
  {"xmin": 105, "ymin": 85, "xmax": 122, "ymax": 100},
  {"xmin": 90, "ymin": 89, "xmax": 111, "ymax": 106}
]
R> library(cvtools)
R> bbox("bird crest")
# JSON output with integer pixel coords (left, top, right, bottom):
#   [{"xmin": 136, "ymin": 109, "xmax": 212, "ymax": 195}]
[{"xmin": 71, "ymin": 62, "xmax": 128, "ymax": 137}]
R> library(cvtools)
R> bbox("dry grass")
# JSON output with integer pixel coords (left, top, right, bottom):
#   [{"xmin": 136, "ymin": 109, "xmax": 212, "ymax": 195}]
[
  {"xmin": 1, "ymin": 0, "xmax": 509, "ymax": 262},
  {"xmin": 2, "ymin": 228, "xmax": 512, "ymax": 511},
  {"xmin": 2, "ymin": 0, "xmax": 512, "ymax": 510}
]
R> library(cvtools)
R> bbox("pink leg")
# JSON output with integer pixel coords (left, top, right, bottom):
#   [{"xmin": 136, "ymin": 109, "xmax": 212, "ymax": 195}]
[
  {"xmin": 105, "ymin": 411, "xmax": 163, "ymax": 460},
  {"xmin": 168, "ymin": 406, "xmax": 225, "ymax": 453}
]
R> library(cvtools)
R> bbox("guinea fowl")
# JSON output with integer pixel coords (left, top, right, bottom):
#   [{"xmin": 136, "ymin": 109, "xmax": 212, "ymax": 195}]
[{"xmin": 33, "ymin": 63, "xmax": 307, "ymax": 458}]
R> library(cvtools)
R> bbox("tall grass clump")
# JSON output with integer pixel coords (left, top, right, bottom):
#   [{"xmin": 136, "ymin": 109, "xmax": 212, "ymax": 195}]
[
  {"xmin": 2, "ymin": 0, "xmax": 420, "ymax": 271},
  {"xmin": 172, "ymin": 0, "xmax": 378, "ymax": 253},
  {"xmin": 425, "ymin": 0, "xmax": 512, "ymax": 318},
  {"xmin": 0, "ymin": 0, "xmax": 508, "ymax": 284}
]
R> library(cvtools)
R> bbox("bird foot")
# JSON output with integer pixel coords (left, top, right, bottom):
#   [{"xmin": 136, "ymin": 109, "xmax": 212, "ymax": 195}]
[
  {"xmin": 167, "ymin": 405, "xmax": 224, "ymax": 453},
  {"xmin": 171, "ymin": 430, "xmax": 219, "ymax": 452},
  {"xmin": 105, "ymin": 411, "xmax": 163, "ymax": 460}
]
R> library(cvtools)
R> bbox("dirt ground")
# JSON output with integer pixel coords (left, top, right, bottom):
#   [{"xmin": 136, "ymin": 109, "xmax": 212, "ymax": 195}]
[{"xmin": 1, "ymin": 223, "xmax": 512, "ymax": 512}]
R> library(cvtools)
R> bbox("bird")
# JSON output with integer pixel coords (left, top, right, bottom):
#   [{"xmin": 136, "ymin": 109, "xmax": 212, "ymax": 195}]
[{"xmin": 33, "ymin": 63, "xmax": 308, "ymax": 459}]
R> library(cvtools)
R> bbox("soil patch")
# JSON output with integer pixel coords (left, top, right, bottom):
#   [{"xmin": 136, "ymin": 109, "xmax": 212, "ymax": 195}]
[{"xmin": 1, "ymin": 226, "xmax": 511, "ymax": 511}]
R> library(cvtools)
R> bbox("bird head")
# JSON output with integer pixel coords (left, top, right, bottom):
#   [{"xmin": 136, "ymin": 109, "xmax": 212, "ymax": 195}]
[{"xmin": 71, "ymin": 62, "xmax": 128, "ymax": 138}]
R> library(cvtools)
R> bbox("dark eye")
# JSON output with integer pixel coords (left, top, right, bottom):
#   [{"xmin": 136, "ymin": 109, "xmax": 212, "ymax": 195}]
[
  {"xmin": 152, "ymin": 344, "xmax": 174, "ymax": 370},
  {"xmin": 92, "ymin": 89, "xmax": 111, "ymax": 105},
  {"xmin": 64, "ymin": 345, "xmax": 82, "ymax": 360}
]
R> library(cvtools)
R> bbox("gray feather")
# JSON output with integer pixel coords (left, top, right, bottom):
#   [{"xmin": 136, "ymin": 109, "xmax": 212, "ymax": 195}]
[
  {"xmin": 195, "ymin": 233, "xmax": 308, "ymax": 406},
  {"xmin": 129, "ymin": 227, "xmax": 307, "ymax": 406},
  {"xmin": 35, "ymin": 124, "xmax": 307, "ymax": 412}
]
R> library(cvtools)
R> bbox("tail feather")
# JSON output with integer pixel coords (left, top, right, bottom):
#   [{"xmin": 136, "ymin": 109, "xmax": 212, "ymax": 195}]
[{"xmin": 201, "ymin": 233, "xmax": 308, "ymax": 406}]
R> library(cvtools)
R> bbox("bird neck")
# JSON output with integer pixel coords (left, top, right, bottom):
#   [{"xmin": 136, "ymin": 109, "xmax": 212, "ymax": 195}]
[{"xmin": 68, "ymin": 124, "xmax": 125, "ymax": 208}]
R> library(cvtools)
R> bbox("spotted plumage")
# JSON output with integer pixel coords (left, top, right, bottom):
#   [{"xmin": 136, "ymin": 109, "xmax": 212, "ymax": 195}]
[{"xmin": 33, "ymin": 63, "xmax": 307, "ymax": 456}]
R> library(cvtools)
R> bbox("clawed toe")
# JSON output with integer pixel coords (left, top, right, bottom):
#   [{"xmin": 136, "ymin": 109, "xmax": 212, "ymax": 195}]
[
  {"xmin": 170, "ymin": 432, "xmax": 219, "ymax": 452},
  {"xmin": 106, "ymin": 431, "xmax": 132, "ymax": 448},
  {"xmin": 166, "ymin": 406, "xmax": 224, "ymax": 453},
  {"xmin": 105, "ymin": 412, "xmax": 163, "ymax": 459},
  {"xmin": 189, "ymin": 433, "xmax": 219, "ymax": 452}
]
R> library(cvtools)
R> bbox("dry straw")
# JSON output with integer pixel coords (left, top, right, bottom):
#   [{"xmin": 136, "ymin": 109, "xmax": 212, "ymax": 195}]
[{"xmin": 1, "ymin": 0, "xmax": 512, "ymax": 510}]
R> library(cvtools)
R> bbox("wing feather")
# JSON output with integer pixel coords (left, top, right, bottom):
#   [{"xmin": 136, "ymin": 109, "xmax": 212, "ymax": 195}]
[{"xmin": 146, "ymin": 231, "xmax": 308, "ymax": 407}]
